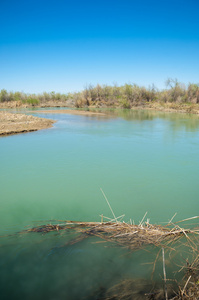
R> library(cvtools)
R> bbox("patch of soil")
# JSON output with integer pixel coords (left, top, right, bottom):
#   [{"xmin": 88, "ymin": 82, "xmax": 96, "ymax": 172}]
[
  {"xmin": 33, "ymin": 109, "xmax": 106, "ymax": 116},
  {"xmin": 0, "ymin": 111, "xmax": 55, "ymax": 136}
]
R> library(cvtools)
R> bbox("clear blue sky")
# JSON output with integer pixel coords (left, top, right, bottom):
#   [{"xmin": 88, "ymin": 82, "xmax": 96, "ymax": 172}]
[{"xmin": 0, "ymin": 0, "xmax": 199, "ymax": 93}]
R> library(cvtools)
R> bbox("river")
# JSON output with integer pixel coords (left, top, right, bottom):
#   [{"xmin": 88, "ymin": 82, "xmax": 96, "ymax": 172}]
[{"xmin": 0, "ymin": 108, "xmax": 199, "ymax": 299}]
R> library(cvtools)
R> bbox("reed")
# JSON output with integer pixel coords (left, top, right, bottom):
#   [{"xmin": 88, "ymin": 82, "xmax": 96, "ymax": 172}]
[
  {"xmin": 23, "ymin": 215, "xmax": 199, "ymax": 299},
  {"xmin": 19, "ymin": 188, "xmax": 199, "ymax": 300},
  {"xmin": 26, "ymin": 216, "xmax": 199, "ymax": 250}
]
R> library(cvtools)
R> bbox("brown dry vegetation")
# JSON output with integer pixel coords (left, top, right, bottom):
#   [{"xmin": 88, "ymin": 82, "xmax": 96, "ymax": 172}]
[
  {"xmin": 23, "ymin": 214, "xmax": 199, "ymax": 300},
  {"xmin": 1, "ymin": 79, "xmax": 199, "ymax": 114}
]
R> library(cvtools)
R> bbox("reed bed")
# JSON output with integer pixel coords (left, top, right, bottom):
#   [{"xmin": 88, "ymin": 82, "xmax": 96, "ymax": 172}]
[
  {"xmin": 2, "ymin": 187, "xmax": 199, "ymax": 299},
  {"xmin": 24, "ymin": 215, "xmax": 199, "ymax": 300},
  {"xmin": 19, "ymin": 187, "xmax": 199, "ymax": 300},
  {"xmin": 26, "ymin": 215, "xmax": 199, "ymax": 250}
]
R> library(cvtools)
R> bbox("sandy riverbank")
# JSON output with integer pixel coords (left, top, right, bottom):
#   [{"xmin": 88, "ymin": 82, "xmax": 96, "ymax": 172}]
[
  {"xmin": 33, "ymin": 109, "xmax": 106, "ymax": 116},
  {"xmin": 1, "ymin": 100, "xmax": 199, "ymax": 114},
  {"xmin": 139, "ymin": 101, "xmax": 199, "ymax": 114},
  {"xmin": 0, "ymin": 111, "xmax": 55, "ymax": 136}
]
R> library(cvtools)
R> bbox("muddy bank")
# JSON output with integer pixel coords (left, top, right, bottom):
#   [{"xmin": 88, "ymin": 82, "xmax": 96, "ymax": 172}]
[
  {"xmin": 0, "ymin": 111, "xmax": 55, "ymax": 136},
  {"xmin": 139, "ymin": 101, "xmax": 199, "ymax": 114},
  {"xmin": 33, "ymin": 109, "xmax": 106, "ymax": 116},
  {"xmin": 1, "ymin": 100, "xmax": 199, "ymax": 115},
  {"xmin": 93, "ymin": 102, "xmax": 199, "ymax": 114}
]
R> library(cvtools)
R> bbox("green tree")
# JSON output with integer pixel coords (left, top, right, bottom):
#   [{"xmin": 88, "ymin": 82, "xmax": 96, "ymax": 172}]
[{"xmin": 0, "ymin": 89, "xmax": 9, "ymax": 102}]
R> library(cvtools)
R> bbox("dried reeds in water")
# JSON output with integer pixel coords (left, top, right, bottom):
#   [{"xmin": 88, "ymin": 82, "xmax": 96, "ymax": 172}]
[{"xmin": 25, "ymin": 216, "xmax": 199, "ymax": 252}]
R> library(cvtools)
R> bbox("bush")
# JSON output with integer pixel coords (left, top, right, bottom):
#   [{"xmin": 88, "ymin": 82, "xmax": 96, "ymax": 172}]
[
  {"xmin": 120, "ymin": 98, "xmax": 131, "ymax": 109},
  {"xmin": 1, "ymin": 80, "xmax": 199, "ymax": 108},
  {"xmin": 0, "ymin": 89, "xmax": 9, "ymax": 102},
  {"xmin": 25, "ymin": 98, "xmax": 40, "ymax": 106}
]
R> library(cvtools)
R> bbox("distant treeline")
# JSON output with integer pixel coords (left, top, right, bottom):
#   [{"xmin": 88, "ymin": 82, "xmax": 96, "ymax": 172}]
[
  {"xmin": 0, "ymin": 90, "xmax": 71, "ymax": 106},
  {"xmin": 1, "ymin": 79, "xmax": 199, "ymax": 108}
]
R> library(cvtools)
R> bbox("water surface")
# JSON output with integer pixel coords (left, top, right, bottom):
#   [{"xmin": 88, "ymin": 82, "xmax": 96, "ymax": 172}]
[{"xmin": 0, "ymin": 108, "xmax": 199, "ymax": 299}]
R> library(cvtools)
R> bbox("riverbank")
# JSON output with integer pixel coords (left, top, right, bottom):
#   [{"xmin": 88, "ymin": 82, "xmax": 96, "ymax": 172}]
[
  {"xmin": 137, "ymin": 101, "xmax": 199, "ymax": 114},
  {"xmin": 1, "ymin": 100, "xmax": 199, "ymax": 114},
  {"xmin": 0, "ymin": 111, "xmax": 55, "ymax": 136},
  {"xmin": 32, "ymin": 109, "xmax": 106, "ymax": 116},
  {"xmin": 0, "ymin": 100, "xmax": 73, "ymax": 109}
]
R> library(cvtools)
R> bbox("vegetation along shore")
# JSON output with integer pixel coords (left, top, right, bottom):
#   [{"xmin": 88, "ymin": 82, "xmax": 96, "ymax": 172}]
[{"xmin": 0, "ymin": 79, "xmax": 199, "ymax": 114}]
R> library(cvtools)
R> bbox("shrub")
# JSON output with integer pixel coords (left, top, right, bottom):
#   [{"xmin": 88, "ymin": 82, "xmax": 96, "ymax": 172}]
[
  {"xmin": 26, "ymin": 98, "xmax": 40, "ymax": 106},
  {"xmin": 0, "ymin": 89, "xmax": 9, "ymax": 102},
  {"xmin": 120, "ymin": 98, "xmax": 131, "ymax": 109}
]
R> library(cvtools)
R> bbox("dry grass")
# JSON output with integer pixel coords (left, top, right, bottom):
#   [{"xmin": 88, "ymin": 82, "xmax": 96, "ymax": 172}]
[
  {"xmin": 26, "ymin": 216, "xmax": 199, "ymax": 250},
  {"xmin": 24, "ymin": 215, "xmax": 199, "ymax": 300}
]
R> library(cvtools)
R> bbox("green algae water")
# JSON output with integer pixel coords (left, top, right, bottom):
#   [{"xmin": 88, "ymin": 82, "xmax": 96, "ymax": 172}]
[{"xmin": 0, "ymin": 109, "xmax": 199, "ymax": 299}]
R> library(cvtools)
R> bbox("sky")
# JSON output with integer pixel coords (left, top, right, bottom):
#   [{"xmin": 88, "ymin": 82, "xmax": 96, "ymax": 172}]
[{"xmin": 0, "ymin": 0, "xmax": 199, "ymax": 94}]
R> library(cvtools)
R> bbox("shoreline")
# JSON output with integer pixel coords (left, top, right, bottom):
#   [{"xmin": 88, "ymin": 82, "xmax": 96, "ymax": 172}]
[
  {"xmin": 31, "ymin": 109, "xmax": 106, "ymax": 116},
  {"xmin": 134, "ymin": 101, "xmax": 199, "ymax": 114},
  {"xmin": 0, "ymin": 111, "xmax": 55, "ymax": 136},
  {"xmin": 1, "ymin": 102, "xmax": 199, "ymax": 137},
  {"xmin": 0, "ymin": 100, "xmax": 199, "ymax": 115}
]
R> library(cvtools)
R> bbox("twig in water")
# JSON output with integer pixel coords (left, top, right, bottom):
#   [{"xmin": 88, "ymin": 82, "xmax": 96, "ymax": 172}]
[
  {"xmin": 162, "ymin": 247, "xmax": 168, "ymax": 300},
  {"xmin": 182, "ymin": 275, "xmax": 191, "ymax": 295},
  {"xmin": 174, "ymin": 216, "xmax": 199, "ymax": 224},
  {"xmin": 100, "ymin": 188, "xmax": 118, "ymax": 223},
  {"xmin": 101, "ymin": 214, "xmax": 103, "ymax": 223},
  {"xmin": 139, "ymin": 212, "xmax": 148, "ymax": 227},
  {"xmin": 99, "ymin": 214, "xmax": 125, "ymax": 223},
  {"xmin": 168, "ymin": 213, "xmax": 177, "ymax": 223}
]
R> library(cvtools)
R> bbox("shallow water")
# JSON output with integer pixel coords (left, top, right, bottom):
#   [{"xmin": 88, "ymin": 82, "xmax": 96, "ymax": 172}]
[{"xmin": 0, "ymin": 108, "xmax": 199, "ymax": 299}]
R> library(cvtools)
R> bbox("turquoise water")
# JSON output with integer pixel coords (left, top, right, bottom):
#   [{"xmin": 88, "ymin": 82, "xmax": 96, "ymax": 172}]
[{"xmin": 0, "ymin": 109, "xmax": 199, "ymax": 299}]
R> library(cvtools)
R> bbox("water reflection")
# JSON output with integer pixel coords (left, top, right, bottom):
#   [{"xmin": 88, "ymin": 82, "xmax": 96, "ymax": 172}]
[
  {"xmin": 88, "ymin": 108, "xmax": 199, "ymax": 133},
  {"xmin": 111, "ymin": 109, "xmax": 199, "ymax": 132},
  {"xmin": 2, "ymin": 106, "xmax": 199, "ymax": 133},
  {"xmin": 1, "ymin": 106, "xmax": 199, "ymax": 299}
]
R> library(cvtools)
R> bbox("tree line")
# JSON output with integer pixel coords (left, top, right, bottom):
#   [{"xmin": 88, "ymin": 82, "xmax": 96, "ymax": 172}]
[
  {"xmin": 0, "ymin": 90, "xmax": 71, "ymax": 105},
  {"xmin": 1, "ymin": 79, "xmax": 199, "ymax": 108}
]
